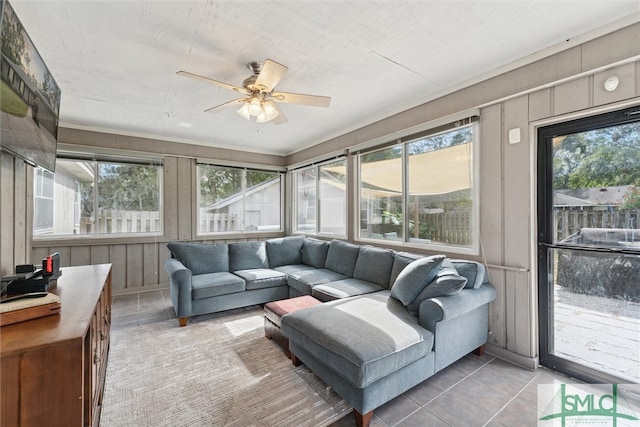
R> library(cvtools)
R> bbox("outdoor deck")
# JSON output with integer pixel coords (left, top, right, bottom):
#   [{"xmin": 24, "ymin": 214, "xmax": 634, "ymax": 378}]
[{"xmin": 554, "ymin": 286, "xmax": 640, "ymax": 383}]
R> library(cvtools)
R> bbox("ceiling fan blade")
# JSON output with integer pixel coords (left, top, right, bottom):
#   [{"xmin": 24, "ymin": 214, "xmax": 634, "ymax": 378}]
[
  {"xmin": 273, "ymin": 112, "xmax": 288, "ymax": 125},
  {"xmin": 204, "ymin": 98, "xmax": 246, "ymax": 113},
  {"xmin": 270, "ymin": 91, "xmax": 331, "ymax": 108},
  {"xmin": 270, "ymin": 102, "xmax": 288, "ymax": 125},
  {"xmin": 254, "ymin": 59, "xmax": 288, "ymax": 92},
  {"xmin": 176, "ymin": 71, "xmax": 250, "ymax": 94}
]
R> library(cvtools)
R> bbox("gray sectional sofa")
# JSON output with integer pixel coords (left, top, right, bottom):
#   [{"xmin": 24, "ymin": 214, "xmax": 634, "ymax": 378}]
[{"xmin": 165, "ymin": 235, "xmax": 496, "ymax": 427}]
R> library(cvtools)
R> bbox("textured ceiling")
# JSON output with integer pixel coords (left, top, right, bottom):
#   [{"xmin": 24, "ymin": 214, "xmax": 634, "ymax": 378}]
[{"xmin": 9, "ymin": 1, "xmax": 640, "ymax": 156}]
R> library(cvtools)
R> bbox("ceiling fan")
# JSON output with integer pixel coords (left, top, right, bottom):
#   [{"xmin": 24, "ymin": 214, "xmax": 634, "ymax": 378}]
[{"xmin": 176, "ymin": 59, "xmax": 331, "ymax": 125}]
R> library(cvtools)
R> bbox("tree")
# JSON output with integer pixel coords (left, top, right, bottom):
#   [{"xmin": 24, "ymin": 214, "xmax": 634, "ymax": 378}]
[
  {"xmin": 621, "ymin": 180, "xmax": 640, "ymax": 209},
  {"xmin": 1, "ymin": 8, "xmax": 27, "ymax": 66},
  {"xmin": 97, "ymin": 163, "xmax": 159, "ymax": 211},
  {"xmin": 199, "ymin": 166, "xmax": 277, "ymax": 207},
  {"xmin": 553, "ymin": 123, "xmax": 640, "ymax": 190}
]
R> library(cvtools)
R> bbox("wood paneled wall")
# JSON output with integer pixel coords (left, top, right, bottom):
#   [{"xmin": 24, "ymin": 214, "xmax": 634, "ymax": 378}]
[{"xmin": 0, "ymin": 153, "xmax": 32, "ymax": 276}]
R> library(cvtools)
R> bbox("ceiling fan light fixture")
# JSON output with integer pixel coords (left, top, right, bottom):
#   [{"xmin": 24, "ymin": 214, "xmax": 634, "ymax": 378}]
[
  {"xmin": 256, "ymin": 112, "xmax": 269, "ymax": 123},
  {"xmin": 248, "ymin": 96, "xmax": 263, "ymax": 116},
  {"xmin": 237, "ymin": 102, "xmax": 251, "ymax": 120},
  {"xmin": 262, "ymin": 100, "xmax": 279, "ymax": 121}
]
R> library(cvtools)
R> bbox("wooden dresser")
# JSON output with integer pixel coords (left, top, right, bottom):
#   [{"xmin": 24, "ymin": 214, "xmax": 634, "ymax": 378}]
[{"xmin": 1, "ymin": 264, "xmax": 112, "ymax": 427}]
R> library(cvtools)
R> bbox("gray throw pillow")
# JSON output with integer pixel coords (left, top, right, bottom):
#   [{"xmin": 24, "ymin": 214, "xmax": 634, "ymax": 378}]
[
  {"xmin": 406, "ymin": 259, "xmax": 468, "ymax": 316},
  {"xmin": 390, "ymin": 255, "xmax": 445, "ymax": 305},
  {"xmin": 167, "ymin": 242, "xmax": 229, "ymax": 274},
  {"xmin": 389, "ymin": 252, "xmax": 423, "ymax": 286},
  {"xmin": 451, "ymin": 259, "xmax": 489, "ymax": 289}
]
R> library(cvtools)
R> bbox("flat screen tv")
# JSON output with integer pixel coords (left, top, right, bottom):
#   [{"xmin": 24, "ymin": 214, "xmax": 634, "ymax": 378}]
[{"xmin": 0, "ymin": 0, "xmax": 60, "ymax": 173}]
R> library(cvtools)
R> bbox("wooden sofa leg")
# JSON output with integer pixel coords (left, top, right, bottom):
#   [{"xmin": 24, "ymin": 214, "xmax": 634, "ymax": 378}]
[
  {"xmin": 354, "ymin": 410, "xmax": 373, "ymax": 427},
  {"xmin": 178, "ymin": 317, "xmax": 188, "ymax": 327},
  {"xmin": 290, "ymin": 353, "xmax": 302, "ymax": 367},
  {"xmin": 473, "ymin": 344, "xmax": 485, "ymax": 356}
]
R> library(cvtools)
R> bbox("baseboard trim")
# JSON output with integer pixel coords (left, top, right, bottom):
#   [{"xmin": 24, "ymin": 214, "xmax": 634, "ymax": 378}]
[
  {"xmin": 485, "ymin": 344, "xmax": 539, "ymax": 371},
  {"xmin": 113, "ymin": 285, "xmax": 170, "ymax": 296}
]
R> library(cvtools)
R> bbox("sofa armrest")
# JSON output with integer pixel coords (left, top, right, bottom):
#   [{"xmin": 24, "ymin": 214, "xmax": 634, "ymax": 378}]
[
  {"xmin": 418, "ymin": 283, "xmax": 496, "ymax": 333},
  {"xmin": 418, "ymin": 283, "xmax": 496, "ymax": 372},
  {"xmin": 165, "ymin": 258, "xmax": 193, "ymax": 318}
]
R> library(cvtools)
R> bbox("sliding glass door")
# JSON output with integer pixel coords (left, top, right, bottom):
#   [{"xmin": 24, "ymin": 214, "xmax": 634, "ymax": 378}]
[{"xmin": 537, "ymin": 106, "xmax": 640, "ymax": 383}]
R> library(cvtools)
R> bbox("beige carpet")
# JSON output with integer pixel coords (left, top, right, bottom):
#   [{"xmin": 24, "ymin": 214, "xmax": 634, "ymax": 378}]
[{"xmin": 100, "ymin": 306, "xmax": 352, "ymax": 427}]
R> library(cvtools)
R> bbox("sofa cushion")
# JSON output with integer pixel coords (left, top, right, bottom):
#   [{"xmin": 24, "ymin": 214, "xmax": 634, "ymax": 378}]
[
  {"xmin": 324, "ymin": 240, "xmax": 360, "ymax": 277},
  {"xmin": 389, "ymin": 252, "xmax": 422, "ymax": 286},
  {"xmin": 272, "ymin": 264, "xmax": 317, "ymax": 275},
  {"xmin": 266, "ymin": 235, "xmax": 305, "ymax": 268},
  {"xmin": 281, "ymin": 291, "xmax": 434, "ymax": 388},
  {"xmin": 451, "ymin": 259, "xmax": 489, "ymax": 289},
  {"xmin": 287, "ymin": 268, "xmax": 347, "ymax": 295},
  {"xmin": 233, "ymin": 268, "xmax": 287, "ymax": 290},
  {"xmin": 390, "ymin": 255, "xmax": 445, "ymax": 305},
  {"xmin": 167, "ymin": 242, "xmax": 229, "ymax": 274},
  {"xmin": 301, "ymin": 238, "xmax": 330, "ymax": 268},
  {"xmin": 191, "ymin": 272, "xmax": 245, "ymax": 300},
  {"xmin": 312, "ymin": 278, "xmax": 384, "ymax": 302},
  {"xmin": 229, "ymin": 242, "xmax": 268, "ymax": 271},
  {"xmin": 352, "ymin": 246, "xmax": 394, "ymax": 288},
  {"xmin": 406, "ymin": 260, "xmax": 468, "ymax": 315}
]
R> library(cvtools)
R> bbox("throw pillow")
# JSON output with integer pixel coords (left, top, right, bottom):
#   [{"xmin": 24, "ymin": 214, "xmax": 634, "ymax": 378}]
[
  {"xmin": 389, "ymin": 255, "xmax": 445, "ymax": 305},
  {"xmin": 451, "ymin": 259, "xmax": 489, "ymax": 289},
  {"xmin": 406, "ymin": 259, "xmax": 468, "ymax": 316},
  {"xmin": 389, "ymin": 252, "xmax": 422, "ymax": 286}
]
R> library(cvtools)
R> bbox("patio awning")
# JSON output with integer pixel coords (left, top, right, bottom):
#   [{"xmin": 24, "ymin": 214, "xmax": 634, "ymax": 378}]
[{"xmin": 325, "ymin": 143, "xmax": 472, "ymax": 196}]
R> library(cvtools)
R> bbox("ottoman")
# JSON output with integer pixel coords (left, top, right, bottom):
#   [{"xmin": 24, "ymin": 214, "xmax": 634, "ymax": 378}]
[{"xmin": 264, "ymin": 295, "xmax": 321, "ymax": 358}]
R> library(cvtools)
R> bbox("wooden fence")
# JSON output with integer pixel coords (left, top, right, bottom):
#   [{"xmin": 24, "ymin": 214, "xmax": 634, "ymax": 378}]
[
  {"xmin": 80, "ymin": 210, "xmax": 161, "ymax": 234},
  {"xmin": 416, "ymin": 211, "xmax": 472, "ymax": 245},
  {"xmin": 199, "ymin": 213, "xmax": 239, "ymax": 233},
  {"xmin": 555, "ymin": 207, "xmax": 640, "ymax": 241},
  {"xmin": 413, "ymin": 207, "xmax": 639, "ymax": 245},
  {"xmin": 76, "ymin": 206, "xmax": 639, "ymax": 239}
]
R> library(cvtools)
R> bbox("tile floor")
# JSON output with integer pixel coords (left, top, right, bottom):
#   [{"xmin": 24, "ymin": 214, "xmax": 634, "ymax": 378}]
[{"xmin": 111, "ymin": 290, "xmax": 585, "ymax": 427}]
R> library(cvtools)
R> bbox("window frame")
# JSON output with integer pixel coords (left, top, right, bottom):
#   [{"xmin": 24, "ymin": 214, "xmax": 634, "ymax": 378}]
[
  {"xmin": 537, "ymin": 104, "xmax": 640, "ymax": 384},
  {"xmin": 356, "ymin": 121, "xmax": 480, "ymax": 255},
  {"xmin": 33, "ymin": 167, "xmax": 55, "ymax": 235},
  {"xmin": 33, "ymin": 156, "xmax": 164, "ymax": 240},
  {"xmin": 291, "ymin": 157, "xmax": 348, "ymax": 238},
  {"xmin": 196, "ymin": 163, "xmax": 285, "ymax": 236}
]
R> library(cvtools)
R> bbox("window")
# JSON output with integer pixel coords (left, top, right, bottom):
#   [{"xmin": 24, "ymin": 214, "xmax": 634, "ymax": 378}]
[
  {"xmin": 293, "ymin": 159, "xmax": 347, "ymax": 236},
  {"xmin": 197, "ymin": 164, "xmax": 283, "ymax": 234},
  {"xmin": 33, "ymin": 167, "xmax": 54, "ymax": 234},
  {"xmin": 359, "ymin": 146, "xmax": 403, "ymax": 240},
  {"xmin": 33, "ymin": 158, "xmax": 162, "ymax": 236},
  {"xmin": 358, "ymin": 122, "xmax": 477, "ymax": 252}
]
